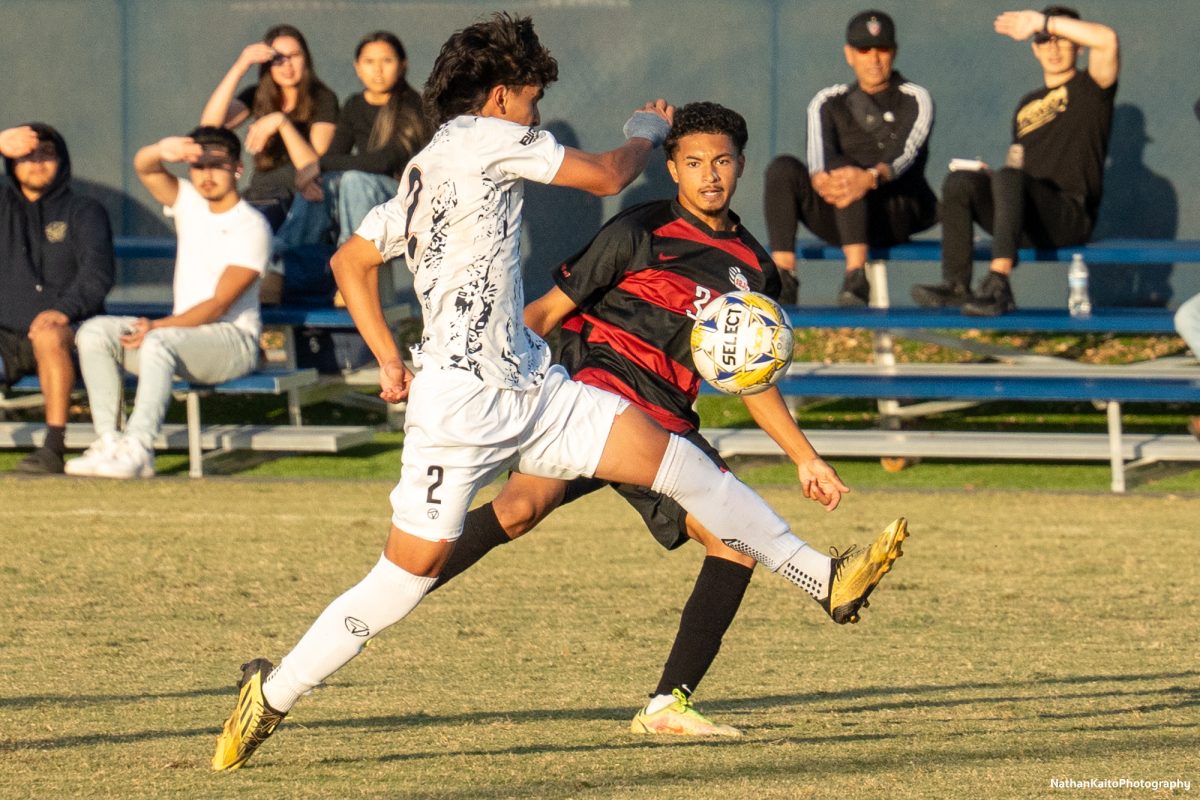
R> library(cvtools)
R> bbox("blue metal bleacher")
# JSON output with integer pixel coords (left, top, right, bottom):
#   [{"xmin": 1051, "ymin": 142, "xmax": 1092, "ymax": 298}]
[{"xmin": 699, "ymin": 238, "xmax": 1200, "ymax": 492}]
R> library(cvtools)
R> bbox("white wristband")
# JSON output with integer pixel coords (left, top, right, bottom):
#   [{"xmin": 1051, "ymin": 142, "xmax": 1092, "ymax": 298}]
[{"xmin": 622, "ymin": 111, "xmax": 670, "ymax": 147}]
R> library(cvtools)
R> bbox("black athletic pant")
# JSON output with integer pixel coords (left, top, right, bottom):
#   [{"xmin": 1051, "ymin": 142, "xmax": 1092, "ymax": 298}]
[
  {"xmin": 940, "ymin": 167, "xmax": 1093, "ymax": 286},
  {"xmin": 763, "ymin": 155, "xmax": 938, "ymax": 254}
]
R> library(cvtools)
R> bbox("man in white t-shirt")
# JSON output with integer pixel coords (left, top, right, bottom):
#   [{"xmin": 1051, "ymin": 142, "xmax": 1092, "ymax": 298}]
[
  {"xmin": 213, "ymin": 13, "xmax": 907, "ymax": 771},
  {"xmin": 66, "ymin": 127, "xmax": 269, "ymax": 479}
]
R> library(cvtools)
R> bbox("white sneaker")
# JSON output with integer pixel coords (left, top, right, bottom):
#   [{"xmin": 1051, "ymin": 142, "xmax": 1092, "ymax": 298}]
[
  {"xmin": 64, "ymin": 432, "xmax": 123, "ymax": 477},
  {"xmin": 89, "ymin": 435, "xmax": 156, "ymax": 479}
]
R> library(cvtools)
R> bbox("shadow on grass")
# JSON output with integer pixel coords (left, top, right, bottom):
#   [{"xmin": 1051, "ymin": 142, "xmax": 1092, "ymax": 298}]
[
  {"xmin": 3, "ymin": 670, "xmax": 1195, "ymax": 755},
  {"xmin": 0, "ymin": 685, "xmax": 229, "ymax": 710}
]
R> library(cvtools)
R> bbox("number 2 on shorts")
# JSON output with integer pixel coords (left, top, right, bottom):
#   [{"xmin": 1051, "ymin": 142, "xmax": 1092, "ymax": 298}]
[{"xmin": 426, "ymin": 465, "xmax": 444, "ymax": 504}]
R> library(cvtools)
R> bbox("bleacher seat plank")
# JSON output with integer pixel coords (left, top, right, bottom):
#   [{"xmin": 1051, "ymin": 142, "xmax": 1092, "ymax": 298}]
[
  {"xmin": 785, "ymin": 306, "xmax": 1182, "ymax": 333},
  {"xmin": 702, "ymin": 428, "xmax": 1200, "ymax": 463},
  {"xmin": 0, "ymin": 421, "xmax": 373, "ymax": 454},
  {"xmin": 796, "ymin": 238, "xmax": 1200, "ymax": 264}
]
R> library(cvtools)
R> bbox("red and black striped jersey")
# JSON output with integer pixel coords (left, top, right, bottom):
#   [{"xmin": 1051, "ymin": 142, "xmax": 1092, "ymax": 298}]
[{"xmin": 553, "ymin": 199, "xmax": 781, "ymax": 433}]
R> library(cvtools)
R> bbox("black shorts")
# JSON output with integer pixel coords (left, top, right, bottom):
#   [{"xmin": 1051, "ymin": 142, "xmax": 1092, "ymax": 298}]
[
  {"xmin": 559, "ymin": 428, "xmax": 729, "ymax": 551},
  {"xmin": 0, "ymin": 327, "xmax": 37, "ymax": 389}
]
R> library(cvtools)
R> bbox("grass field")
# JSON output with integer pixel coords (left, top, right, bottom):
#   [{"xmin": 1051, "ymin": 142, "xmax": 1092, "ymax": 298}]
[{"xmin": 1, "ymin": 478, "xmax": 1197, "ymax": 799}]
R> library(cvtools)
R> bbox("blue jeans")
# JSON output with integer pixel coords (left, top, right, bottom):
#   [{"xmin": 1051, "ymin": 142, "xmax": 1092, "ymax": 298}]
[
  {"xmin": 274, "ymin": 170, "xmax": 399, "ymax": 255},
  {"xmin": 1174, "ymin": 292, "xmax": 1200, "ymax": 356}
]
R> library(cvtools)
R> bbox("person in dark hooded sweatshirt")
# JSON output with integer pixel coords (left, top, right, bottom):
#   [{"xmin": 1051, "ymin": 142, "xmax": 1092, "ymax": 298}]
[{"xmin": 0, "ymin": 124, "xmax": 115, "ymax": 474}]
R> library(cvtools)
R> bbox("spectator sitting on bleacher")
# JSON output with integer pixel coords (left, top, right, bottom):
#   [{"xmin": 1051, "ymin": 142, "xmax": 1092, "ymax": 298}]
[
  {"xmin": 0, "ymin": 124, "xmax": 115, "ymax": 475},
  {"xmin": 65, "ymin": 127, "xmax": 270, "ymax": 479},
  {"xmin": 200, "ymin": 24, "xmax": 338, "ymax": 231},
  {"xmin": 913, "ymin": 6, "xmax": 1119, "ymax": 316},
  {"xmin": 270, "ymin": 31, "xmax": 432, "ymax": 303},
  {"xmin": 763, "ymin": 10, "xmax": 937, "ymax": 306}
]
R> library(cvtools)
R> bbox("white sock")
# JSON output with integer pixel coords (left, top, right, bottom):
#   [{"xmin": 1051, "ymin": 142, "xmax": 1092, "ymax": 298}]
[
  {"xmin": 650, "ymin": 434, "xmax": 804, "ymax": 571},
  {"xmin": 778, "ymin": 545, "xmax": 833, "ymax": 600},
  {"xmin": 263, "ymin": 555, "xmax": 437, "ymax": 712},
  {"xmin": 645, "ymin": 693, "xmax": 678, "ymax": 714}
]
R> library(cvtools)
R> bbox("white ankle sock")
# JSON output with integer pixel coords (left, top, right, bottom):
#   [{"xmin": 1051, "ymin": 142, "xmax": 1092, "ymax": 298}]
[
  {"xmin": 650, "ymin": 434, "xmax": 805, "ymax": 571},
  {"xmin": 645, "ymin": 693, "xmax": 677, "ymax": 714},
  {"xmin": 263, "ymin": 555, "xmax": 437, "ymax": 712}
]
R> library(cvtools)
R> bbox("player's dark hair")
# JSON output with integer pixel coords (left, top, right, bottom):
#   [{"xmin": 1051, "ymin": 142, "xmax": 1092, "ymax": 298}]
[
  {"xmin": 251, "ymin": 24, "xmax": 333, "ymax": 172},
  {"xmin": 1041, "ymin": 5, "xmax": 1081, "ymax": 20},
  {"xmin": 355, "ymin": 31, "xmax": 432, "ymax": 171},
  {"xmin": 422, "ymin": 12, "xmax": 559, "ymax": 127},
  {"xmin": 188, "ymin": 125, "xmax": 242, "ymax": 162},
  {"xmin": 663, "ymin": 102, "xmax": 749, "ymax": 159}
]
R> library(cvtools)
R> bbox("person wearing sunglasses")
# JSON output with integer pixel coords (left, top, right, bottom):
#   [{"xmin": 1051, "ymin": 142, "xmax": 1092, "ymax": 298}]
[
  {"xmin": 764, "ymin": 9, "xmax": 937, "ymax": 306},
  {"xmin": 913, "ymin": 6, "xmax": 1119, "ymax": 316}
]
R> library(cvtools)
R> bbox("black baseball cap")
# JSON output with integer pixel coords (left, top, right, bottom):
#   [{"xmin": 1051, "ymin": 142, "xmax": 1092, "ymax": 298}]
[{"xmin": 846, "ymin": 10, "xmax": 897, "ymax": 49}]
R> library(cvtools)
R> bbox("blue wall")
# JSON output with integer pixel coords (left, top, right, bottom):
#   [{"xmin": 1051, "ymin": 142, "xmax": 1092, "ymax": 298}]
[{"xmin": 3, "ymin": 0, "xmax": 1196, "ymax": 306}]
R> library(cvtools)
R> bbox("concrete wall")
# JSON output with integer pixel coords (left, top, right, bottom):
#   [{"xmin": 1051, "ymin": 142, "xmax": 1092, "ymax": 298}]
[{"xmin": 3, "ymin": 0, "xmax": 1196, "ymax": 306}]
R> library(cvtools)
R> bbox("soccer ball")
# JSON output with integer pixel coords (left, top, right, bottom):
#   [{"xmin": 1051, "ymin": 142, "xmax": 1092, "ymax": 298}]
[{"xmin": 690, "ymin": 291, "xmax": 794, "ymax": 396}]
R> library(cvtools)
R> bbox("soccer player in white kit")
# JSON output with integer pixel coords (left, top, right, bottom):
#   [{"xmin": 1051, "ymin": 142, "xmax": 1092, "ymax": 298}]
[{"xmin": 212, "ymin": 12, "xmax": 907, "ymax": 770}]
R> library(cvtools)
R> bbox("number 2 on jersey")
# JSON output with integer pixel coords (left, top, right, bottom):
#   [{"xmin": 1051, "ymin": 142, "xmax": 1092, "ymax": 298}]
[
  {"xmin": 402, "ymin": 165, "xmax": 424, "ymax": 260},
  {"xmin": 687, "ymin": 285, "xmax": 713, "ymax": 320}
]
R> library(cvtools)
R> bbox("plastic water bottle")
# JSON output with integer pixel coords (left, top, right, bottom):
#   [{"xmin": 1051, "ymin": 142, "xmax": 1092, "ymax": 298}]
[{"xmin": 1067, "ymin": 253, "xmax": 1092, "ymax": 318}]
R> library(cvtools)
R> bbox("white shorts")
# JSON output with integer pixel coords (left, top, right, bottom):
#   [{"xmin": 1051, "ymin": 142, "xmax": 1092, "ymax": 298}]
[{"xmin": 390, "ymin": 364, "xmax": 628, "ymax": 541}]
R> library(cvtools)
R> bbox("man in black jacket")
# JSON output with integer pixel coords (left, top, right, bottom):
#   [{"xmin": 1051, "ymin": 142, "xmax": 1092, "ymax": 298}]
[
  {"xmin": 0, "ymin": 124, "xmax": 115, "ymax": 473},
  {"xmin": 763, "ymin": 10, "xmax": 937, "ymax": 305}
]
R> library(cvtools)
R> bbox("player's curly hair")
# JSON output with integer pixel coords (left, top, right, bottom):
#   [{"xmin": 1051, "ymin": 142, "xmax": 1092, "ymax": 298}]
[
  {"xmin": 664, "ymin": 102, "xmax": 749, "ymax": 159},
  {"xmin": 422, "ymin": 12, "xmax": 559, "ymax": 127}
]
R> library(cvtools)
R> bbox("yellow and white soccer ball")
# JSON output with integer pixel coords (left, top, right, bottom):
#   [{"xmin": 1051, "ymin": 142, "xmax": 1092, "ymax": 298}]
[{"xmin": 690, "ymin": 291, "xmax": 794, "ymax": 396}]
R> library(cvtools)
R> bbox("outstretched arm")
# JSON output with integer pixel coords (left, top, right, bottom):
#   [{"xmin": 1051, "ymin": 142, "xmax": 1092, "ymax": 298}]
[
  {"xmin": 995, "ymin": 10, "xmax": 1119, "ymax": 88},
  {"xmin": 330, "ymin": 235, "xmax": 411, "ymax": 403},
  {"xmin": 550, "ymin": 99, "xmax": 674, "ymax": 196},
  {"xmin": 741, "ymin": 387, "xmax": 850, "ymax": 511}
]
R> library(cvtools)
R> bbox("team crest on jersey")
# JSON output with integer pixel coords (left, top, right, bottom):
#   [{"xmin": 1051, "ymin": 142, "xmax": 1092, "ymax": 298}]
[
  {"xmin": 728, "ymin": 266, "xmax": 750, "ymax": 292},
  {"xmin": 45, "ymin": 221, "xmax": 67, "ymax": 242}
]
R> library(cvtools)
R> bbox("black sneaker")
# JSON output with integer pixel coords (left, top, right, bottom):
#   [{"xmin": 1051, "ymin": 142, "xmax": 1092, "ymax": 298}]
[
  {"xmin": 13, "ymin": 447, "xmax": 64, "ymax": 475},
  {"xmin": 911, "ymin": 282, "xmax": 973, "ymax": 308},
  {"xmin": 962, "ymin": 272, "xmax": 1017, "ymax": 317},
  {"xmin": 837, "ymin": 268, "xmax": 870, "ymax": 307}
]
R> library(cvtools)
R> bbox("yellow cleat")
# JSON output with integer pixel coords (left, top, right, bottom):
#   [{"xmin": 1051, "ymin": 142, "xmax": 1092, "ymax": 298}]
[
  {"xmin": 630, "ymin": 689, "xmax": 742, "ymax": 737},
  {"xmin": 821, "ymin": 517, "xmax": 908, "ymax": 624},
  {"xmin": 211, "ymin": 658, "xmax": 287, "ymax": 771}
]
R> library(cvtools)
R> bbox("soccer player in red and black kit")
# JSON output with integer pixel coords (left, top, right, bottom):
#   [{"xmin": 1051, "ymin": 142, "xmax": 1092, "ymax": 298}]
[{"xmin": 428, "ymin": 102, "xmax": 890, "ymax": 736}]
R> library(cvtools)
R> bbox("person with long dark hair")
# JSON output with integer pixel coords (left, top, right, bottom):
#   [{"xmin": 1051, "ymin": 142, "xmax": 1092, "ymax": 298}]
[
  {"xmin": 200, "ymin": 24, "xmax": 338, "ymax": 223},
  {"xmin": 272, "ymin": 31, "xmax": 432, "ymax": 284}
]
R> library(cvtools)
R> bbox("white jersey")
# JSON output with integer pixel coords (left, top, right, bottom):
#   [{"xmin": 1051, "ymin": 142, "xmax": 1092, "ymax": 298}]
[
  {"xmin": 357, "ymin": 115, "xmax": 566, "ymax": 389},
  {"xmin": 165, "ymin": 180, "xmax": 270, "ymax": 337}
]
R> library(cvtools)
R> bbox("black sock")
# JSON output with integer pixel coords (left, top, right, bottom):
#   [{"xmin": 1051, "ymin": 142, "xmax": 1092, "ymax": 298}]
[
  {"xmin": 654, "ymin": 556, "xmax": 754, "ymax": 698},
  {"xmin": 429, "ymin": 503, "xmax": 511, "ymax": 593},
  {"xmin": 43, "ymin": 425, "xmax": 66, "ymax": 455}
]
